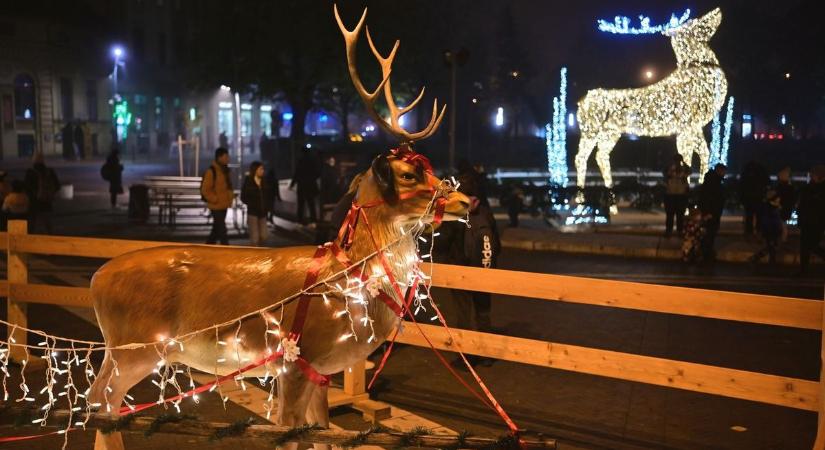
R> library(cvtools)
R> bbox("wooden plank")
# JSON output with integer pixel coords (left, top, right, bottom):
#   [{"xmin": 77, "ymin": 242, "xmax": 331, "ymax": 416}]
[
  {"xmin": 6, "ymin": 221, "xmax": 28, "ymax": 362},
  {"xmin": 395, "ymin": 322, "xmax": 820, "ymax": 411},
  {"xmin": 815, "ymin": 284, "xmax": 825, "ymax": 450},
  {"xmin": 0, "ymin": 280, "xmax": 8, "ymax": 297},
  {"xmin": 9, "ymin": 234, "xmax": 198, "ymax": 259},
  {"xmin": 0, "ymin": 231, "xmax": 7, "ymax": 251},
  {"xmin": 9, "ymin": 283, "xmax": 93, "ymax": 308},
  {"xmin": 344, "ymin": 360, "xmax": 366, "ymax": 397},
  {"xmin": 428, "ymin": 263, "xmax": 823, "ymax": 330}
]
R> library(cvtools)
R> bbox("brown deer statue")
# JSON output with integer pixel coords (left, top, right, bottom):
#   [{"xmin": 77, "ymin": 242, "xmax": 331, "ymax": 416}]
[{"xmin": 88, "ymin": 6, "xmax": 465, "ymax": 450}]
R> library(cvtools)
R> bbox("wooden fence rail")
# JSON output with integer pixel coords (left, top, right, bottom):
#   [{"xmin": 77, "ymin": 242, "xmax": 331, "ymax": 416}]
[{"xmin": 2, "ymin": 221, "xmax": 824, "ymax": 448}]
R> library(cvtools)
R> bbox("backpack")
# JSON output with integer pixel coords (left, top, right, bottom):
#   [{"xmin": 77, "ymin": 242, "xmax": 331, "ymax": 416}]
[
  {"xmin": 100, "ymin": 163, "xmax": 112, "ymax": 182},
  {"xmin": 37, "ymin": 170, "xmax": 59, "ymax": 203},
  {"xmin": 200, "ymin": 166, "xmax": 217, "ymax": 202}
]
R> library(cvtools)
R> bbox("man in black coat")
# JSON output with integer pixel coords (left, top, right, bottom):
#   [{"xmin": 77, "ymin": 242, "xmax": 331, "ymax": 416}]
[
  {"xmin": 289, "ymin": 150, "xmax": 321, "ymax": 224},
  {"xmin": 739, "ymin": 161, "xmax": 769, "ymax": 235},
  {"xmin": 797, "ymin": 165, "xmax": 825, "ymax": 274},
  {"xmin": 698, "ymin": 163, "xmax": 727, "ymax": 261}
]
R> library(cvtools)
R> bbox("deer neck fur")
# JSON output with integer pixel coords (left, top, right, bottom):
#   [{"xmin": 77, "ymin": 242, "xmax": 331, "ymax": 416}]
[
  {"xmin": 671, "ymin": 38, "xmax": 719, "ymax": 68},
  {"xmin": 343, "ymin": 205, "xmax": 418, "ymax": 313}
]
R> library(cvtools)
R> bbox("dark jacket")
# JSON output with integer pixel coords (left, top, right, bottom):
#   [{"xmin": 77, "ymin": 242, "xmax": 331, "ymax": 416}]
[
  {"xmin": 24, "ymin": 163, "xmax": 60, "ymax": 212},
  {"xmin": 758, "ymin": 201, "xmax": 783, "ymax": 240},
  {"xmin": 698, "ymin": 170, "xmax": 725, "ymax": 217},
  {"xmin": 101, "ymin": 155, "xmax": 123, "ymax": 193},
  {"xmin": 775, "ymin": 181, "xmax": 796, "ymax": 221},
  {"xmin": 739, "ymin": 162, "xmax": 769, "ymax": 205},
  {"xmin": 797, "ymin": 182, "xmax": 825, "ymax": 230},
  {"xmin": 240, "ymin": 175, "xmax": 274, "ymax": 218},
  {"xmin": 289, "ymin": 153, "xmax": 320, "ymax": 195},
  {"xmin": 464, "ymin": 203, "xmax": 500, "ymax": 268}
]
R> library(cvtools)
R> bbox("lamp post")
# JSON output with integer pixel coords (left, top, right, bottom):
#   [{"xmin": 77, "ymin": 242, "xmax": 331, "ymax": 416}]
[
  {"xmin": 110, "ymin": 45, "xmax": 126, "ymax": 144},
  {"xmin": 443, "ymin": 48, "xmax": 469, "ymax": 171}
]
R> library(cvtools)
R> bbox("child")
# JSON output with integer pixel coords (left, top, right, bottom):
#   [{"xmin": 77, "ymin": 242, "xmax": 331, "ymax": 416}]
[
  {"xmin": 682, "ymin": 207, "xmax": 707, "ymax": 263},
  {"xmin": 1, "ymin": 180, "xmax": 30, "ymax": 231},
  {"xmin": 749, "ymin": 190, "xmax": 783, "ymax": 264}
]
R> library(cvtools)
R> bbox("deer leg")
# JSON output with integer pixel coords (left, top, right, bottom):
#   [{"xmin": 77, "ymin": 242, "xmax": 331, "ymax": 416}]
[
  {"xmin": 305, "ymin": 385, "xmax": 330, "ymax": 450},
  {"xmin": 677, "ymin": 129, "xmax": 710, "ymax": 183},
  {"xmin": 90, "ymin": 348, "xmax": 156, "ymax": 450},
  {"xmin": 276, "ymin": 367, "xmax": 317, "ymax": 450},
  {"xmin": 595, "ymin": 134, "xmax": 620, "ymax": 214},
  {"xmin": 574, "ymin": 133, "xmax": 598, "ymax": 203}
]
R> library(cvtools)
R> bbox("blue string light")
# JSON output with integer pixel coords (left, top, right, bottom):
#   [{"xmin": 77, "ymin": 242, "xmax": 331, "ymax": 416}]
[
  {"xmin": 546, "ymin": 67, "xmax": 569, "ymax": 186},
  {"xmin": 720, "ymin": 96, "xmax": 734, "ymax": 165},
  {"xmin": 597, "ymin": 9, "xmax": 691, "ymax": 35}
]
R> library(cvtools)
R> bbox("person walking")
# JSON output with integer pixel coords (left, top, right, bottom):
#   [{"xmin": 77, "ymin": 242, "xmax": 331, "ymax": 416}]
[
  {"xmin": 289, "ymin": 150, "xmax": 321, "ymax": 224},
  {"xmin": 73, "ymin": 121, "xmax": 85, "ymax": 160},
  {"xmin": 796, "ymin": 165, "xmax": 825, "ymax": 274},
  {"xmin": 201, "ymin": 147, "xmax": 234, "ymax": 245},
  {"xmin": 61, "ymin": 122, "xmax": 74, "ymax": 160},
  {"xmin": 748, "ymin": 190, "xmax": 783, "ymax": 265},
  {"xmin": 101, "ymin": 149, "xmax": 124, "ymax": 208},
  {"xmin": 775, "ymin": 167, "xmax": 796, "ymax": 242},
  {"xmin": 24, "ymin": 153, "xmax": 60, "ymax": 234},
  {"xmin": 698, "ymin": 163, "xmax": 726, "ymax": 261},
  {"xmin": 663, "ymin": 154, "xmax": 691, "ymax": 237},
  {"xmin": 241, "ymin": 161, "xmax": 274, "ymax": 246},
  {"xmin": 739, "ymin": 161, "xmax": 769, "ymax": 236}
]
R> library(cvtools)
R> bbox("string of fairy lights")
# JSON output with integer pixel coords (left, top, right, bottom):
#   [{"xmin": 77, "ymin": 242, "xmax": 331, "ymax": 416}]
[
  {"xmin": 0, "ymin": 178, "xmax": 464, "ymax": 449},
  {"xmin": 546, "ymin": 67, "xmax": 569, "ymax": 187}
]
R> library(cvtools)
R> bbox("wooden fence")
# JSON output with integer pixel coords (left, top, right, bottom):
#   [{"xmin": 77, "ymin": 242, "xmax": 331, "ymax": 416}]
[{"xmin": 1, "ymin": 220, "xmax": 824, "ymax": 448}]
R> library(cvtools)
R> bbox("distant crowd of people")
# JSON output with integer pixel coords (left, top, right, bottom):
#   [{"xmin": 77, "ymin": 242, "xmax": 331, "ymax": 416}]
[
  {"xmin": 0, "ymin": 153, "xmax": 61, "ymax": 234},
  {"xmin": 664, "ymin": 155, "xmax": 825, "ymax": 274}
]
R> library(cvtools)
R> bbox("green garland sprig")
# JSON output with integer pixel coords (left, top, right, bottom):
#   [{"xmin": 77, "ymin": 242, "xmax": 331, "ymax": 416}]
[
  {"xmin": 210, "ymin": 417, "xmax": 255, "ymax": 441},
  {"xmin": 272, "ymin": 422, "xmax": 324, "ymax": 447},
  {"xmin": 145, "ymin": 413, "xmax": 197, "ymax": 438}
]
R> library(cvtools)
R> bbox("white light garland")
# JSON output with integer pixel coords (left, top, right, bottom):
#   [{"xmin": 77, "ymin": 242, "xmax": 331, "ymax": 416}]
[
  {"xmin": 597, "ymin": 9, "xmax": 691, "ymax": 35},
  {"xmin": 0, "ymin": 176, "xmax": 466, "ymax": 448},
  {"xmin": 575, "ymin": 8, "xmax": 727, "ymax": 213}
]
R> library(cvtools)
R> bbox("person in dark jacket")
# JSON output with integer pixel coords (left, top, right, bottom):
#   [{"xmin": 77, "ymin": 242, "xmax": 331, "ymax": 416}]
[
  {"xmin": 663, "ymin": 154, "xmax": 691, "ymax": 236},
  {"xmin": 796, "ymin": 165, "xmax": 825, "ymax": 274},
  {"xmin": 698, "ymin": 163, "xmax": 726, "ymax": 261},
  {"xmin": 748, "ymin": 190, "xmax": 783, "ymax": 264},
  {"xmin": 289, "ymin": 150, "xmax": 321, "ymax": 224},
  {"xmin": 61, "ymin": 122, "xmax": 74, "ymax": 160},
  {"xmin": 24, "ymin": 153, "xmax": 60, "ymax": 234},
  {"xmin": 775, "ymin": 167, "xmax": 796, "ymax": 242},
  {"xmin": 739, "ymin": 161, "xmax": 770, "ymax": 236},
  {"xmin": 101, "ymin": 149, "xmax": 124, "ymax": 208},
  {"xmin": 241, "ymin": 161, "xmax": 274, "ymax": 246}
]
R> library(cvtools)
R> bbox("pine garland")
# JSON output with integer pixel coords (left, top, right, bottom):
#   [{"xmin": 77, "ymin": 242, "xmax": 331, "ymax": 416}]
[
  {"xmin": 209, "ymin": 417, "xmax": 255, "ymax": 441},
  {"xmin": 145, "ymin": 413, "xmax": 197, "ymax": 438},
  {"xmin": 396, "ymin": 425, "xmax": 429, "ymax": 448},
  {"xmin": 271, "ymin": 422, "xmax": 324, "ymax": 447},
  {"xmin": 340, "ymin": 424, "xmax": 394, "ymax": 449}
]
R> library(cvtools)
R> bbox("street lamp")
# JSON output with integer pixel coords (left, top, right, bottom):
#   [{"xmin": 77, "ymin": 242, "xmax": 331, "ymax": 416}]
[
  {"xmin": 644, "ymin": 69, "xmax": 654, "ymax": 80},
  {"xmin": 110, "ymin": 45, "xmax": 125, "ymax": 101}
]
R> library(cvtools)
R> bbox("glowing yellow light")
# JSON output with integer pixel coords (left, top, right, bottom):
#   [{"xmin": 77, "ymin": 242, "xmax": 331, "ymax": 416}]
[
  {"xmin": 644, "ymin": 70, "xmax": 654, "ymax": 79},
  {"xmin": 575, "ymin": 8, "xmax": 726, "ymax": 213}
]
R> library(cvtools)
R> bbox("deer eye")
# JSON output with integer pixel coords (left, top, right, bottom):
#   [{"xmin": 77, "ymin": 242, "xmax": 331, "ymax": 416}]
[{"xmin": 401, "ymin": 172, "xmax": 417, "ymax": 181}]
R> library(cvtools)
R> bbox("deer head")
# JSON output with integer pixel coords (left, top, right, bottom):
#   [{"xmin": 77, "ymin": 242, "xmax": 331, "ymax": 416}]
[
  {"xmin": 334, "ymin": 5, "xmax": 469, "ymax": 251},
  {"xmin": 667, "ymin": 8, "xmax": 722, "ymax": 67}
]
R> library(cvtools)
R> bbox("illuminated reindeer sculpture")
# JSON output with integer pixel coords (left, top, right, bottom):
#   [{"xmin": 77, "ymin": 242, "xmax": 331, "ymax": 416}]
[
  {"xmin": 574, "ymin": 8, "xmax": 726, "ymax": 211},
  {"xmin": 88, "ymin": 6, "xmax": 464, "ymax": 450}
]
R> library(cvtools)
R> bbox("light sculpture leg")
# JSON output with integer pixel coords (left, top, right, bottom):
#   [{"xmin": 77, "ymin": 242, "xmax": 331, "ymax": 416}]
[
  {"xmin": 595, "ymin": 133, "xmax": 621, "ymax": 214},
  {"xmin": 574, "ymin": 133, "xmax": 598, "ymax": 203}
]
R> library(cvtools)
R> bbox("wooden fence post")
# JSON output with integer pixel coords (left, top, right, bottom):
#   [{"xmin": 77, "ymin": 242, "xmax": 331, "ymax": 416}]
[
  {"xmin": 813, "ymin": 285, "xmax": 825, "ymax": 450},
  {"xmin": 343, "ymin": 360, "xmax": 366, "ymax": 398},
  {"xmin": 6, "ymin": 220, "xmax": 28, "ymax": 362}
]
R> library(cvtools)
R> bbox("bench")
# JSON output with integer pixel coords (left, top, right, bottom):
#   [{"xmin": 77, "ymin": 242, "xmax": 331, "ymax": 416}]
[{"xmin": 143, "ymin": 176, "xmax": 245, "ymax": 229}]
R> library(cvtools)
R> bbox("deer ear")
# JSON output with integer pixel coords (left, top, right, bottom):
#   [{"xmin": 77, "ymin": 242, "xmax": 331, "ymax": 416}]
[{"xmin": 371, "ymin": 154, "xmax": 397, "ymax": 204}]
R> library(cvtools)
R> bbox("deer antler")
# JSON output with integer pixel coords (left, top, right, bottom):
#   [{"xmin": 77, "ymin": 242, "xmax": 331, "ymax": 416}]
[{"xmin": 334, "ymin": 5, "xmax": 447, "ymax": 143}]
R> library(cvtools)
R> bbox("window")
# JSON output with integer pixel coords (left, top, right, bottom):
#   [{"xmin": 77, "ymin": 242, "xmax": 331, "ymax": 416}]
[
  {"xmin": 154, "ymin": 96, "xmax": 164, "ymax": 131},
  {"xmin": 86, "ymin": 80, "xmax": 98, "ymax": 121},
  {"xmin": 260, "ymin": 105, "xmax": 273, "ymax": 137},
  {"xmin": 217, "ymin": 106, "xmax": 234, "ymax": 147},
  {"xmin": 60, "ymin": 77, "xmax": 74, "ymax": 120},
  {"xmin": 14, "ymin": 74, "xmax": 36, "ymax": 120}
]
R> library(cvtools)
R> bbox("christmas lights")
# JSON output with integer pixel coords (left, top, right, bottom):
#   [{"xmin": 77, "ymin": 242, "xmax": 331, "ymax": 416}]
[
  {"xmin": 575, "ymin": 8, "xmax": 726, "ymax": 212},
  {"xmin": 546, "ymin": 67, "xmax": 569, "ymax": 186},
  {"xmin": 720, "ymin": 96, "xmax": 734, "ymax": 166},
  {"xmin": 598, "ymin": 9, "xmax": 691, "ymax": 35}
]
